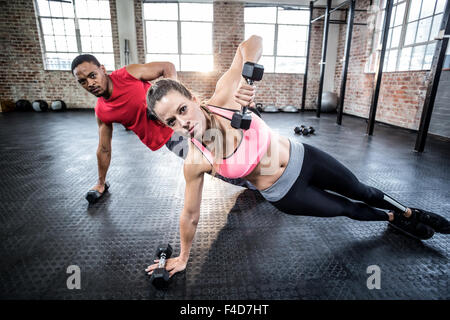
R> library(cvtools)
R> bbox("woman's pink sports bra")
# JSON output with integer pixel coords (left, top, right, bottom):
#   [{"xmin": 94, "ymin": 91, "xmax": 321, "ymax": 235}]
[{"xmin": 191, "ymin": 105, "xmax": 271, "ymax": 179}]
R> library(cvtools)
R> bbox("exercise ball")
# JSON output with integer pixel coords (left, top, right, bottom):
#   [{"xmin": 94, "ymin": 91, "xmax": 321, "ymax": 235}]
[
  {"xmin": 32, "ymin": 100, "xmax": 49, "ymax": 112},
  {"xmin": 50, "ymin": 100, "xmax": 67, "ymax": 111},
  {"xmin": 279, "ymin": 105, "xmax": 299, "ymax": 113},
  {"xmin": 15, "ymin": 99, "xmax": 33, "ymax": 112},
  {"xmin": 316, "ymin": 92, "xmax": 338, "ymax": 113},
  {"xmin": 262, "ymin": 105, "xmax": 279, "ymax": 113}
]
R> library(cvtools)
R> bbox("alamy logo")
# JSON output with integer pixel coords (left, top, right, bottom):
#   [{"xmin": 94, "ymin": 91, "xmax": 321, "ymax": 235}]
[
  {"xmin": 66, "ymin": 265, "xmax": 81, "ymax": 290},
  {"xmin": 366, "ymin": 265, "xmax": 381, "ymax": 290}
]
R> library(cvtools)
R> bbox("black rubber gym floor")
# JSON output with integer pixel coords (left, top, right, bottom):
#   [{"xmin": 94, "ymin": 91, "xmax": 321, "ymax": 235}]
[{"xmin": 0, "ymin": 110, "xmax": 448, "ymax": 300}]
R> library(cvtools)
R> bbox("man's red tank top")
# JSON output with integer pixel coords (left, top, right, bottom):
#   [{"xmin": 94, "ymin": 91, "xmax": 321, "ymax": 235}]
[{"xmin": 95, "ymin": 67, "xmax": 173, "ymax": 151}]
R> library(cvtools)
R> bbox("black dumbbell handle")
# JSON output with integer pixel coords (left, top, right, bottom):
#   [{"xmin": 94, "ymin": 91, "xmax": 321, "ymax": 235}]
[
  {"xmin": 158, "ymin": 252, "xmax": 167, "ymax": 268},
  {"xmin": 243, "ymin": 78, "xmax": 254, "ymax": 112},
  {"xmin": 241, "ymin": 78, "xmax": 253, "ymax": 115}
]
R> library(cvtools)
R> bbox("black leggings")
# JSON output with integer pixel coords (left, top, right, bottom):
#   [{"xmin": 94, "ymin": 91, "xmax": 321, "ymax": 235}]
[{"xmin": 271, "ymin": 143, "xmax": 403, "ymax": 221}]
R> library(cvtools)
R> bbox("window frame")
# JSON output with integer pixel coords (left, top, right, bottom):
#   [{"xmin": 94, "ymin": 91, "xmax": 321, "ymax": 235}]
[
  {"xmin": 369, "ymin": 0, "xmax": 444, "ymax": 73},
  {"xmin": 34, "ymin": 0, "xmax": 115, "ymax": 71},
  {"xmin": 244, "ymin": 5, "xmax": 310, "ymax": 74},
  {"xmin": 143, "ymin": 1, "xmax": 214, "ymax": 72}
]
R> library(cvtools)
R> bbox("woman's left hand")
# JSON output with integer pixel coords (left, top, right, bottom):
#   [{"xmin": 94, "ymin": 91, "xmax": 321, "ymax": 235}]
[
  {"xmin": 234, "ymin": 81, "xmax": 256, "ymax": 108},
  {"xmin": 145, "ymin": 256, "xmax": 188, "ymax": 278}
]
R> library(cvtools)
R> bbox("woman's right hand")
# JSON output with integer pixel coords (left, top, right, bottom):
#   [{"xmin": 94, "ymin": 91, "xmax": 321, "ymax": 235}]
[
  {"xmin": 234, "ymin": 81, "xmax": 256, "ymax": 108},
  {"xmin": 145, "ymin": 256, "xmax": 188, "ymax": 278}
]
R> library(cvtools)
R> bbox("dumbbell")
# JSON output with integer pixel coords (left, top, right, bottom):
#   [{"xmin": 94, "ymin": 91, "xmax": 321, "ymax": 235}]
[
  {"xmin": 231, "ymin": 62, "xmax": 264, "ymax": 130},
  {"xmin": 294, "ymin": 125, "xmax": 315, "ymax": 136},
  {"xmin": 302, "ymin": 125, "xmax": 315, "ymax": 135},
  {"xmin": 150, "ymin": 243, "xmax": 173, "ymax": 288}
]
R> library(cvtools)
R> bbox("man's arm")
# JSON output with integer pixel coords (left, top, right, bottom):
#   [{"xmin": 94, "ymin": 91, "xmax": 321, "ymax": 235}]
[
  {"xmin": 95, "ymin": 117, "xmax": 113, "ymax": 190},
  {"xmin": 209, "ymin": 35, "xmax": 263, "ymax": 108},
  {"xmin": 125, "ymin": 62, "xmax": 177, "ymax": 82}
]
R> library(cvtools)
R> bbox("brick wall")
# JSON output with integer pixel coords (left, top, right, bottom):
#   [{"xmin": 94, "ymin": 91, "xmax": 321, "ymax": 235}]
[
  {"xmin": 333, "ymin": 0, "xmax": 430, "ymax": 130},
  {"xmin": 134, "ymin": 2, "xmax": 324, "ymax": 109},
  {"xmin": 254, "ymin": 11, "xmax": 325, "ymax": 109},
  {"xmin": 304, "ymin": 9, "xmax": 325, "ymax": 109},
  {"xmin": 0, "ymin": 0, "xmax": 122, "ymax": 109},
  {"xmin": 0, "ymin": 0, "xmax": 437, "ymax": 133},
  {"xmin": 109, "ymin": 0, "xmax": 121, "ymax": 71},
  {"xmin": 134, "ymin": 0, "xmax": 146, "ymax": 65},
  {"xmin": 429, "ymin": 70, "xmax": 450, "ymax": 138},
  {"xmin": 376, "ymin": 71, "xmax": 428, "ymax": 129},
  {"xmin": 333, "ymin": 0, "xmax": 374, "ymax": 118},
  {"xmin": 213, "ymin": 1, "xmax": 245, "ymax": 74}
]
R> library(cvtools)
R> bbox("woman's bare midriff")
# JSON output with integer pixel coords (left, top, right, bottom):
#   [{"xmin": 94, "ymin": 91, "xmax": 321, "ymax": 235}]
[{"xmin": 245, "ymin": 134, "xmax": 290, "ymax": 191}]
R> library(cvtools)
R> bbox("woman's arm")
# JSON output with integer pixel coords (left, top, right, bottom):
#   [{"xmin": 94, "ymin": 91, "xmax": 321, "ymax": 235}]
[
  {"xmin": 145, "ymin": 148, "xmax": 209, "ymax": 277},
  {"xmin": 178, "ymin": 159, "xmax": 206, "ymax": 263},
  {"xmin": 209, "ymin": 35, "xmax": 263, "ymax": 108}
]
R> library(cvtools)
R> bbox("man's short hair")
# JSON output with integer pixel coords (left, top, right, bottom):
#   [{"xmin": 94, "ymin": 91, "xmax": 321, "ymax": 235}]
[{"xmin": 71, "ymin": 54, "xmax": 101, "ymax": 74}]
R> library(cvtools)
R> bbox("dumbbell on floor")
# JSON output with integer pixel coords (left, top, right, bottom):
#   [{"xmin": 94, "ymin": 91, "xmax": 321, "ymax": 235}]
[
  {"xmin": 294, "ymin": 125, "xmax": 315, "ymax": 136},
  {"xmin": 150, "ymin": 243, "xmax": 173, "ymax": 288},
  {"xmin": 304, "ymin": 125, "xmax": 315, "ymax": 135}
]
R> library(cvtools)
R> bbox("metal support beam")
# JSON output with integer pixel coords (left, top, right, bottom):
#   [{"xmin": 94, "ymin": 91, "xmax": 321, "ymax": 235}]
[
  {"xmin": 415, "ymin": 0, "xmax": 450, "ymax": 152},
  {"xmin": 301, "ymin": 1, "xmax": 314, "ymax": 111},
  {"xmin": 329, "ymin": 19, "xmax": 366, "ymax": 26},
  {"xmin": 329, "ymin": 0, "xmax": 349, "ymax": 15},
  {"xmin": 337, "ymin": 0, "xmax": 355, "ymax": 125},
  {"xmin": 313, "ymin": 6, "xmax": 366, "ymax": 13},
  {"xmin": 311, "ymin": 13, "xmax": 326, "ymax": 23},
  {"xmin": 316, "ymin": 0, "xmax": 331, "ymax": 118},
  {"xmin": 366, "ymin": 0, "xmax": 393, "ymax": 135}
]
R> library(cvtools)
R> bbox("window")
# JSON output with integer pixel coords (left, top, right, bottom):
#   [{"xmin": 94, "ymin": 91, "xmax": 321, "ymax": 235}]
[
  {"xmin": 244, "ymin": 6, "xmax": 310, "ymax": 73},
  {"xmin": 35, "ymin": 0, "xmax": 115, "ymax": 71},
  {"xmin": 143, "ymin": 2, "xmax": 213, "ymax": 72},
  {"xmin": 367, "ymin": 0, "xmax": 446, "ymax": 72}
]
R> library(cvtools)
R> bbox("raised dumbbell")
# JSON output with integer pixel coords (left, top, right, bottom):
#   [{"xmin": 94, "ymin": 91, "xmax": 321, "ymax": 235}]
[
  {"xmin": 231, "ymin": 61, "xmax": 264, "ymax": 130},
  {"xmin": 150, "ymin": 243, "xmax": 173, "ymax": 288}
]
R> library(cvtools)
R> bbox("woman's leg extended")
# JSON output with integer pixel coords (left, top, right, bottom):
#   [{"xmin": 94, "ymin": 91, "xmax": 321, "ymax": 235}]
[
  {"xmin": 302, "ymin": 143, "xmax": 404, "ymax": 212},
  {"xmin": 272, "ymin": 184, "xmax": 389, "ymax": 221}
]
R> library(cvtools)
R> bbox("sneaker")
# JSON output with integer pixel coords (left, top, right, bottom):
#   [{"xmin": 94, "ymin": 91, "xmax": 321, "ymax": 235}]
[
  {"xmin": 411, "ymin": 208, "xmax": 450, "ymax": 234},
  {"xmin": 389, "ymin": 210, "xmax": 434, "ymax": 240}
]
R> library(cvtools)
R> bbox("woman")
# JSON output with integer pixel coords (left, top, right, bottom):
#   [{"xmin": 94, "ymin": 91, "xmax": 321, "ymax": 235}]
[{"xmin": 145, "ymin": 36, "xmax": 449, "ymax": 279}]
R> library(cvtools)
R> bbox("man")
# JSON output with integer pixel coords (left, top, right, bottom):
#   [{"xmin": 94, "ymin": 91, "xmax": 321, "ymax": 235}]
[{"xmin": 71, "ymin": 54, "xmax": 255, "ymax": 203}]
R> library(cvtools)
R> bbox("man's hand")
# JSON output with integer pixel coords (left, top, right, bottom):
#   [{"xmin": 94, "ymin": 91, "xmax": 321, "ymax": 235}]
[
  {"xmin": 145, "ymin": 256, "xmax": 188, "ymax": 278},
  {"xmin": 234, "ymin": 81, "xmax": 256, "ymax": 108}
]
